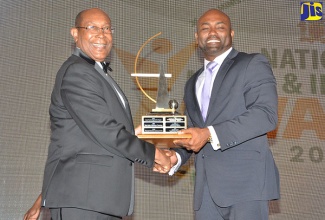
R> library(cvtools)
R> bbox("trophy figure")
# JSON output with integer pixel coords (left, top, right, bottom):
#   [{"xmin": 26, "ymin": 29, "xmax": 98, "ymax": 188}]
[{"xmin": 132, "ymin": 33, "xmax": 191, "ymax": 148}]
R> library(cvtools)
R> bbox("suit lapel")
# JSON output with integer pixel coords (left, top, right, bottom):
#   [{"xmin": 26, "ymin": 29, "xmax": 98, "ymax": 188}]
[
  {"xmin": 94, "ymin": 64, "xmax": 134, "ymax": 128},
  {"xmin": 73, "ymin": 48, "xmax": 134, "ymax": 129},
  {"xmin": 205, "ymin": 49, "xmax": 238, "ymax": 124},
  {"xmin": 195, "ymin": 69, "xmax": 205, "ymax": 124},
  {"xmin": 187, "ymin": 68, "xmax": 205, "ymax": 127}
]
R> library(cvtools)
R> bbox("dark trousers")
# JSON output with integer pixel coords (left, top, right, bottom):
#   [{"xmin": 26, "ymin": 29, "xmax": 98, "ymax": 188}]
[
  {"xmin": 50, "ymin": 208, "xmax": 122, "ymax": 220},
  {"xmin": 195, "ymin": 182, "xmax": 269, "ymax": 220}
]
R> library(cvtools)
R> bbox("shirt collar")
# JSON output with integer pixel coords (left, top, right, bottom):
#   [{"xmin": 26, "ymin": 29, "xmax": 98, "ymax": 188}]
[{"xmin": 204, "ymin": 47, "xmax": 233, "ymax": 70}]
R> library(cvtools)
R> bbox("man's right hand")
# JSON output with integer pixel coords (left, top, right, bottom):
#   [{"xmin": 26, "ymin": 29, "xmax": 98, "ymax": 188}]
[
  {"xmin": 164, "ymin": 150, "xmax": 178, "ymax": 167},
  {"xmin": 23, "ymin": 194, "xmax": 41, "ymax": 220},
  {"xmin": 153, "ymin": 148, "xmax": 171, "ymax": 173}
]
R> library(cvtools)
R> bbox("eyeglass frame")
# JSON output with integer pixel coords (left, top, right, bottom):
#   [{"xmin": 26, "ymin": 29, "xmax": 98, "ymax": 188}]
[{"xmin": 75, "ymin": 25, "xmax": 115, "ymax": 34}]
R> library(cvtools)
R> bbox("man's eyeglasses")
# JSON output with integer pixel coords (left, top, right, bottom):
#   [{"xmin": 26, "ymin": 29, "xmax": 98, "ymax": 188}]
[{"xmin": 76, "ymin": 26, "xmax": 115, "ymax": 34}]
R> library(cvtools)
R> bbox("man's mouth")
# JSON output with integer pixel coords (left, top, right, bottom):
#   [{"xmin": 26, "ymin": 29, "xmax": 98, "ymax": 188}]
[
  {"xmin": 207, "ymin": 39, "xmax": 220, "ymax": 43},
  {"xmin": 93, "ymin": 43, "xmax": 106, "ymax": 48}
]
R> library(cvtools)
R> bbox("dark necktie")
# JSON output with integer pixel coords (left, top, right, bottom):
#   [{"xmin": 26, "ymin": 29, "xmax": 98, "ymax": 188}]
[
  {"xmin": 101, "ymin": 62, "xmax": 112, "ymax": 73},
  {"xmin": 201, "ymin": 61, "xmax": 218, "ymax": 121}
]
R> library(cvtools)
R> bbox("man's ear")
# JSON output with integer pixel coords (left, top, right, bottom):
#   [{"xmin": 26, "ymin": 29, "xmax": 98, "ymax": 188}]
[
  {"xmin": 70, "ymin": 28, "xmax": 78, "ymax": 43},
  {"xmin": 195, "ymin": 32, "xmax": 198, "ymax": 44}
]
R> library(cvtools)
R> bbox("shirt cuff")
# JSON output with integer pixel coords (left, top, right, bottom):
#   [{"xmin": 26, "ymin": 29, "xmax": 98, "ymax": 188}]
[
  {"xmin": 168, "ymin": 152, "xmax": 182, "ymax": 176},
  {"xmin": 207, "ymin": 126, "xmax": 221, "ymax": 151}
]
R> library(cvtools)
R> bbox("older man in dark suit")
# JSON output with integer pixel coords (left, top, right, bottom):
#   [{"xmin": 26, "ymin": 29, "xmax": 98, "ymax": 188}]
[
  {"xmin": 24, "ymin": 8, "xmax": 171, "ymax": 220},
  {"xmin": 171, "ymin": 9, "xmax": 280, "ymax": 220}
]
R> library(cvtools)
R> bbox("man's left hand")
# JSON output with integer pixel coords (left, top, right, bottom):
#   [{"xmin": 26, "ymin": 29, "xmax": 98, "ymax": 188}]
[{"xmin": 173, "ymin": 127, "xmax": 210, "ymax": 152}]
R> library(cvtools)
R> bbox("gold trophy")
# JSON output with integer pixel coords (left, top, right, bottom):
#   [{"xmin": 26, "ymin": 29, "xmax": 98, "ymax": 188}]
[{"xmin": 132, "ymin": 33, "xmax": 191, "ymax": 148}]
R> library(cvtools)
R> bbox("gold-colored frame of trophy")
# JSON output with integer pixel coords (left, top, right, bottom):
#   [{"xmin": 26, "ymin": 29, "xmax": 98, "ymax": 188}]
[{"xmin": 133, "ymin": 32, "xmax": 191, "ymax": 148}]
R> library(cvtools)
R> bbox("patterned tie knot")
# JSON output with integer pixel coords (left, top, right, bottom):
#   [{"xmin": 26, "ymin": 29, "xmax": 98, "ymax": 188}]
[{"xmin": 206, "ymin": 61, "xmax": 218, "ymax": 73}]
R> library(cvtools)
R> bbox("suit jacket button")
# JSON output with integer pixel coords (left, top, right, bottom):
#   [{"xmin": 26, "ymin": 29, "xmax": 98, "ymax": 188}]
[{"xmin": 202, "ymin": 154, "xmax": 205, "ymax": 158}]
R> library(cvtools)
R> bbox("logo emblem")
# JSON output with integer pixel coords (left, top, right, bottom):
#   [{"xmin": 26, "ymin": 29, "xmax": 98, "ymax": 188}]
[{"xmin": 301, "ymin": 2, "xmax": 323, "ymax": 21}]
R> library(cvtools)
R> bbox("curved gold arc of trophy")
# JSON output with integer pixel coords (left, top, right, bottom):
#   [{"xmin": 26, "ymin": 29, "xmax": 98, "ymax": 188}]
[{"xmin": 133, "ymin": 32, "xmax": 162, "ymax": 104}]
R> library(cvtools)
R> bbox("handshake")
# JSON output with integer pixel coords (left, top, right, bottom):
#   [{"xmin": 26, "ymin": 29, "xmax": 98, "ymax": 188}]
[
  {"xmin": 134, "ymin": 125, "xmax": 177, "ymax": 174},
  {"xmin": 134, "ymin": 125, "xmax": 212, "ymax": 174},
  {"xmin": 153, "ymin": 148, "xmax": 178, "ymax": 174},
  {"xmin": 134, "ymin": 125, "xmax": 179, "ymax": 174}
]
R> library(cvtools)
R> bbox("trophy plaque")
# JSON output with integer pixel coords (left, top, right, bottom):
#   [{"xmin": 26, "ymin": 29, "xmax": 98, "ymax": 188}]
[{"xmin": 131, "ymin": 33, "xmax": 191, "ymax": 148}]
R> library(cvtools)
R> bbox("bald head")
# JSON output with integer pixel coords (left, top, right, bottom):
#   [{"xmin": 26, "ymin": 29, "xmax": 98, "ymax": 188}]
[
  {"xmin": 196, "ymin": 9, "xmax": 232, "ymax": 32},
  {"xmin": 195, "ymin": 9, "xmax": 234, "ymax": 60},
  {"xmin": 75, "ymin": 8, "xmax": 110, "ymax": 27}
]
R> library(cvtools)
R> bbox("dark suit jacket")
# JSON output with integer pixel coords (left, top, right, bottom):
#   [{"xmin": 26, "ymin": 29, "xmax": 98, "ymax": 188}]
[
  {"xmin": 41, "ymin": 49, "xmax": 155, "ymax": 217},
  {"xmin": 175, "ymin": 49, "xmax": 280, "ymax": 209}
]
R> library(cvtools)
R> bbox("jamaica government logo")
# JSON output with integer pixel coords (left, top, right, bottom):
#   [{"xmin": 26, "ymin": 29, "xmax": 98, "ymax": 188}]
[{"xmin": 301, "ymin": 2, "xmax": 323, "ymax": 21}]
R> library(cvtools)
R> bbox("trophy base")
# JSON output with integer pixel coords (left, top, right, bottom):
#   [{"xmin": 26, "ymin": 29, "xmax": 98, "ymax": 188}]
[
  {"xmin": 142, "ymin": 114, "xmax": 187, "ymax": 134},
  {"xmin": 137, "ymin": 133, "xmax": 191, "ymax": 148}
]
